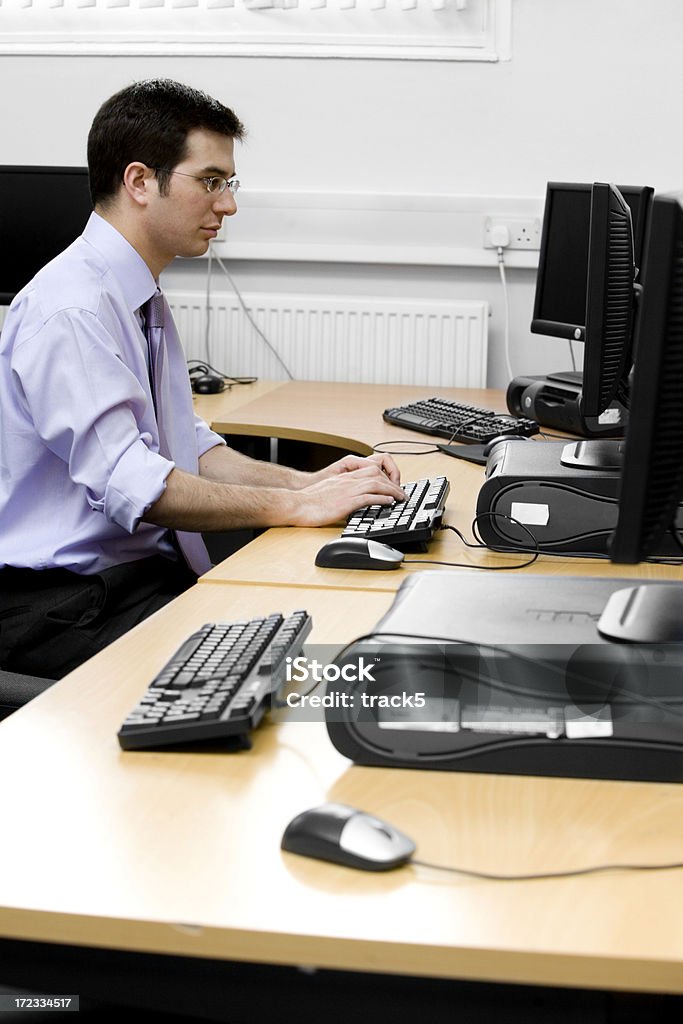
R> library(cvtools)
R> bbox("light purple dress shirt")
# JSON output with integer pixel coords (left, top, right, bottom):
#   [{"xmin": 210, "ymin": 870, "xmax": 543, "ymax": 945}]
[{"xmin": 0, "ymin": 212, "xmax": 224, "ymax": 575}]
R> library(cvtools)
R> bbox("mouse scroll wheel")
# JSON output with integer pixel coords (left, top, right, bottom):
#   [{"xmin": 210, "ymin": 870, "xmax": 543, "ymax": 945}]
[{"xmin": 371, "ymin": 822, "xmax": 394, "ymax": 841}]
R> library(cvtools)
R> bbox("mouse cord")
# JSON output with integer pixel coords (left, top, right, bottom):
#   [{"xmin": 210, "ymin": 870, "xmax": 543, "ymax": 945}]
[
  {"xmin": 372, "ymin": 440, "xmax": 442, "ymax": 455},
  {"xmin": 409, "ymin": 856, "xmax": 683, "ymax": 883},
  {"xmin": 403, "ymin": 515, "xmax": 541, "ymax": 572}
]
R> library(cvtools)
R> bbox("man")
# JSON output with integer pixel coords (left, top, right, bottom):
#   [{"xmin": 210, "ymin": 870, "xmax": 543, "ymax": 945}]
[{"xmin": 0, "ymin": 79, "xmax": 403, "ymax": 679}]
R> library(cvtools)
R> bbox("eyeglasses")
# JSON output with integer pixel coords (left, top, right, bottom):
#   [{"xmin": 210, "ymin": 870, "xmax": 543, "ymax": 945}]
[{"xmin": 152, "ymin": 168, "xmax": 240, "ymax": 195}]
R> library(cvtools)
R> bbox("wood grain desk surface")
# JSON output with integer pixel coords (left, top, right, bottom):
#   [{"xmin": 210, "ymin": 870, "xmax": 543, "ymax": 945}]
[
  {"xmin": 195, "ymin": 380, "xmax": 683, "ymax": 589},
  {"xmin": 193, "ymin": 380, "xmax": 511, "ymax": 454},
  {"xmin": 3, "ymin": 582, "xmax": 683, "ymax": 993}
]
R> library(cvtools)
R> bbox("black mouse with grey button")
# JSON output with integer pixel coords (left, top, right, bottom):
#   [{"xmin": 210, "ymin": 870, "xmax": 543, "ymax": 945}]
[
  {"xmin": 315, "ymin": 536, "xmax": 404, "ymax": 570},
  {"xmin": 281, "ymin": 802, "xmax": 416, "ymax": 871}
]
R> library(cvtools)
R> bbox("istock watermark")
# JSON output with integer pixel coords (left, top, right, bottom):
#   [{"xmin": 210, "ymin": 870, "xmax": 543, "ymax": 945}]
[
  {"xmin": 275, "ymin": 650, "xmax": 428, "ymax": 721},
  {"xmin": 285, "ymin": 655, "xmax": 377, "ymax": 684}
]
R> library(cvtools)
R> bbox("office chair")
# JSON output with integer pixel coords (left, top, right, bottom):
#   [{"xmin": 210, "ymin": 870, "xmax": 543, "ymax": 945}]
[{"xmin": 0, "ymin": 670, "xmax": 56, "ymax": 722}]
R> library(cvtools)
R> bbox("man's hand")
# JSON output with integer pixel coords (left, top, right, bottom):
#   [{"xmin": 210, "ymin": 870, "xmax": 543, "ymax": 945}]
[
  {"xmin": 312, "ymin": 452, "xmax": 401, "ymax": 486},
  {"xmin": 288, "ymin": 463, "xmax": 405, "ymax": 528}
]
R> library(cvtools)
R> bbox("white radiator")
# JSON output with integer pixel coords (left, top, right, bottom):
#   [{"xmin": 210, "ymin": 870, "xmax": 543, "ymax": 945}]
[{"xmin": 166, "ymin": 290, "xmax": 488, "ymax": 387}]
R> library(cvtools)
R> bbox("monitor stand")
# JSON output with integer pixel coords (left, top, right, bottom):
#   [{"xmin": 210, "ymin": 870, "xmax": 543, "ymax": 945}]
[
  {"xmin": 545, "ymin": 368, "xmax": 583, "ymax": 387},
  {"xmin": 598, "ymin": 584, "xmax": 683, "ymax": 643},
  {"xmin": 559, "ymin": 438, "xmax": 625, "ymax": 471}
]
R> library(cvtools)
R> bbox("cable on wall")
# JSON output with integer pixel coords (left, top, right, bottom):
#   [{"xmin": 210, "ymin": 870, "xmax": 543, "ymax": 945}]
[
  {"xmin": 207, "ymin": 244, "xmax": 295, "ymax": 380},
  {"xmin": 488, "ymin": 224, "xmax": 513, "ymax": 382}
]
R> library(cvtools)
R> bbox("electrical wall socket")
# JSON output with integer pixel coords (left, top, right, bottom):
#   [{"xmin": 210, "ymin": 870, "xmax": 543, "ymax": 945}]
[{"xmin": 483, "ymin": 217, "xmax": 541, "ymax": 250}]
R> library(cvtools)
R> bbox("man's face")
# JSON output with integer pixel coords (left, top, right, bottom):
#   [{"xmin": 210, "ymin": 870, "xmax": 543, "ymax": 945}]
[{"xmin": 144, "ymin": 127, "xmax": 237, "ymax": 269}]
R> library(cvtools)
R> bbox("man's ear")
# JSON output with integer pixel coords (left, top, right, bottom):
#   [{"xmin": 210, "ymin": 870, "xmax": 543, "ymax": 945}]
[{"xmin": 121, "ymin": 162, "xmax": 154, "ymax": 207}]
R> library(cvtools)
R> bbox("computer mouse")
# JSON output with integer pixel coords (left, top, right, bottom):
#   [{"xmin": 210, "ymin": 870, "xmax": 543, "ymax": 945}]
[
  {"xmin": 315, "ymin": 537, "xmax": 404, "ymax": 570},
  {"xmin": 192, "ymin": 373, "xmax": 225, "ymax": 394},
  {"xmin": 482, "ymin": 433, "xmax": 530, "ymax": 457},
  {"xmin": 281, "ymin": 802, "xmax": 416, "ymax": 872}
]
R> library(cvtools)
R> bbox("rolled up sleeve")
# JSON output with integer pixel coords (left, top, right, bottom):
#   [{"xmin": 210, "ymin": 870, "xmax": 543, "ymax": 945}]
[
  {"xmin": 13, "ymin": 308, "xmax": 175, "ymax": 535},
  {"xmin": 195, "ymin": 414, "xmax": 226, "ymax": 458},
  {"xmin": 89, "ymin": 438, "xmax": 174, "ymax": 533}
]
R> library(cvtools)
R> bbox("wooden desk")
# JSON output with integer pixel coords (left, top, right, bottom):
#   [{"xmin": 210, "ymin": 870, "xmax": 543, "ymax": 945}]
[
  {"xmin": 196, "ymin": 381, "xmax": 683, "ymax": 589},
  {"xmin": 2, "ymin": 381, "xmax": 682, "ymax": 1010},
  {"xmin": 194, "ymin": 380, "xmax": 510, "ymax": 455},
  {"xmin": 192, "ymin": 379, "xmax": 286, "ymax": 425},
  {"xmin": 3, "ymin": 582, "xmax": 683, "ymax": 997}
]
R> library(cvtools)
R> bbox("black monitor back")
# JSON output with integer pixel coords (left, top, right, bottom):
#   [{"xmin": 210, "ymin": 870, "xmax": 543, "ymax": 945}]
[
  {"xmin": 582, "ymin": 182, "xmax": 636, "ymax": 419},
  {"xmin": 0, "ymin": 166, "xmax": 92, "ymax": 305},
  {"xmin": 609, "ymin": 192, "xmax": 683, "ymax": 563}
]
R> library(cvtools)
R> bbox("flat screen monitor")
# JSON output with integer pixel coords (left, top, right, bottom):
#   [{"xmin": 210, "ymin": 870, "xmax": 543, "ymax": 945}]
[
  {"xmin": 609, "ymin": 192, "xmax": 683, "ymax": 566},
  {"xmin": 531, "ymin": 181, "xmax": 653, "ymax": 344},
  {"xmin": 0, "ymin": 166, "xmax": 92, "ymax": 306}
]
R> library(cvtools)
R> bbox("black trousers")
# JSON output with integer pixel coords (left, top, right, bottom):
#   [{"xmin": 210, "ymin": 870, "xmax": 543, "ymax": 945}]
[{"xmin": 0, "ymin": 556, "xmax": 196, "ymax": 680}]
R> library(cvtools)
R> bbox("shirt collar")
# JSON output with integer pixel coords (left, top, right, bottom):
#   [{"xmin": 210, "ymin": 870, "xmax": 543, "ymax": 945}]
[{"xmin": 82, "ymin": 212, "xmax": 158, "ymax": 313}]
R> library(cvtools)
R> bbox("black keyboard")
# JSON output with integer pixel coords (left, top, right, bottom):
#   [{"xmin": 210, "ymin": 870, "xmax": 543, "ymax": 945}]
[
  {"xmin": 384, "ymin": 397, "xmax": 539, "ymax": 443},
  {"xmin": 117, "ymin": 610, "xmax": 312, "ymax": 750},
  {"xmin": 343, "ymin": 476, "xmax": 449, "ymax": 550}
]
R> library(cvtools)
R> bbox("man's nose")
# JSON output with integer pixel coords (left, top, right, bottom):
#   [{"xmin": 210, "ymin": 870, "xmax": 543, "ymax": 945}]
[{"xmin": 214, "ymin": 190, "xmax": 238, "ymax": 217}]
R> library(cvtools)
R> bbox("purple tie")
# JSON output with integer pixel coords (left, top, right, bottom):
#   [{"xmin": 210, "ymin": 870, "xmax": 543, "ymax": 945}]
[
  {"xmin": 142, "ymin": 291, "xmax": 165, "ymax": 408},
  {"xmin": 142, "ymin": 289, "xmax": 211, "ymax": 577},
  {"xmin": 143, "ymin": 290, "xmax": 165, "ymax": 333}
]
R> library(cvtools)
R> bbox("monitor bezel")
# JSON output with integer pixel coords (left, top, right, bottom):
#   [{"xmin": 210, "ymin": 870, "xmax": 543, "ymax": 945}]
[{"xmin": 531, "ymin": 181, "xmax": 589, "ymax": 342}]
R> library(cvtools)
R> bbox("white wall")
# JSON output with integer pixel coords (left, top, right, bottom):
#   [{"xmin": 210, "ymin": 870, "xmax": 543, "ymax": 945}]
[{"xmin": 1, "ymin": 0, "xmax": 681, "ymax": 386}]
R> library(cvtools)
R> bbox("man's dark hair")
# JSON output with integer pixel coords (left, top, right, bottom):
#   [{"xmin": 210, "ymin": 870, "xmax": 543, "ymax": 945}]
[{"xmin": 87, "ymin": 79, "xmax": 245, "ymax": 207}]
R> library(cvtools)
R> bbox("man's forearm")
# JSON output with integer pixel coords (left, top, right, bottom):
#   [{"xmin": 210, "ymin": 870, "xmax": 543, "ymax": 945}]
[
  {"xmin": 143, "ymin": 451, "xmax": 404, "ymax": 532},
  {"xmin": 144, "ymin": 467, "xmax": 300, "ymax": 532},
  {"xmin": 199, "ymin": 443, "xmax": 310, "ymax": 489}
]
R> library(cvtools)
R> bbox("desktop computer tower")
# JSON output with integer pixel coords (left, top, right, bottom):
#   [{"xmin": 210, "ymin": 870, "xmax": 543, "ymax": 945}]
[
  {"xmin": 506, "ymin": 371, "xmax": 628, "ymax": 438},
  {"xmin": 476, "ymin": 439, "xmax": 683, "ymax": 556},
  {"xmin": 324, "ymin": 572, "xmax": 683, "ymax": 783}
]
